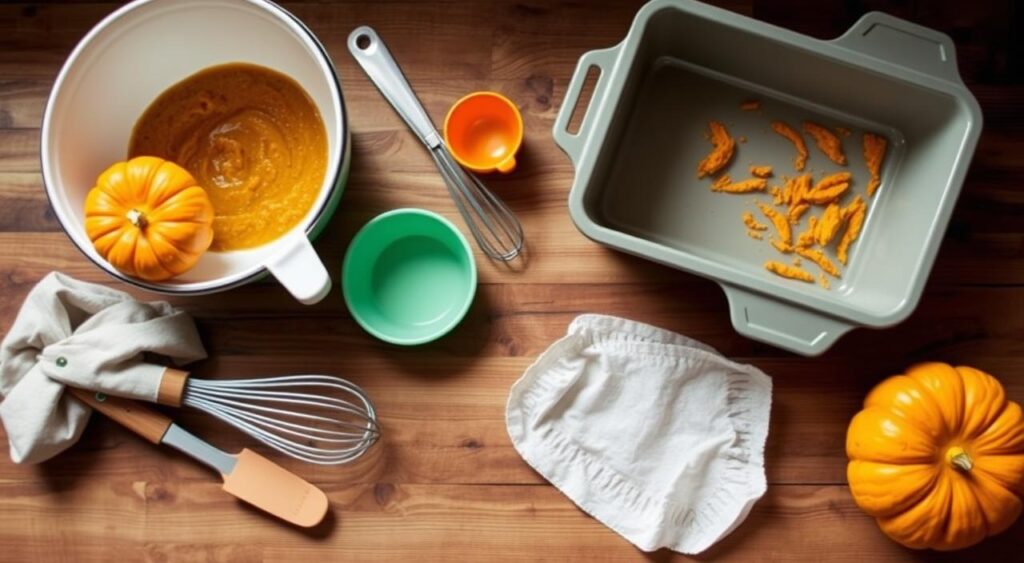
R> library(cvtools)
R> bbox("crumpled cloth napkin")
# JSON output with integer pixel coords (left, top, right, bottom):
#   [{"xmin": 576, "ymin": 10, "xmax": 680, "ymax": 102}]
[
  {"xmin": 506, "ymin": 314, "xmax": 772, "ymax": 554},
  {"xmin": 0, "ymin": 272, "xmax": 205, "ymax": 464}
]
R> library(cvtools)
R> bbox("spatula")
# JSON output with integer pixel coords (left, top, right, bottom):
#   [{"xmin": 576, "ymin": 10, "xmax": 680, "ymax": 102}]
[{"xmin": 70, "ymin": 388, "xmax": 328, "ymax": 527}]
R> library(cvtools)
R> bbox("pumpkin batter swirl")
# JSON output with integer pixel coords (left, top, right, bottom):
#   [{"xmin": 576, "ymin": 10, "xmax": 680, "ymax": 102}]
[{"xmin": 130, "ymin": 63, "xmax": 327, "ymax": 251}]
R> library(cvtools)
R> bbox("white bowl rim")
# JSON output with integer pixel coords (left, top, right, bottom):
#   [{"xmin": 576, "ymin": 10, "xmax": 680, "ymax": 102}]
[{"xmin": 39, "ymin": 0, "xmax": 348, "ymax": 295}]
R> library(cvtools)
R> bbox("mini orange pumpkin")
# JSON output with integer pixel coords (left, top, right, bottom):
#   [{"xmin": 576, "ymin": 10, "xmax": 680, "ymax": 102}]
[
  {"xmin": 846, "ymin": 363, "xmax": 1024, "ymax": 550},
  {"xmin": 84, "ymin": 156, "xmax": 214, "ymax": 281}
]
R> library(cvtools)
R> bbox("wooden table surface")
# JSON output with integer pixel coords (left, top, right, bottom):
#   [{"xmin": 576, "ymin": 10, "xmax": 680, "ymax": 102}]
[{"xmin": 1, "ymin": 1, "xmax": 1022, "ymax": 561}]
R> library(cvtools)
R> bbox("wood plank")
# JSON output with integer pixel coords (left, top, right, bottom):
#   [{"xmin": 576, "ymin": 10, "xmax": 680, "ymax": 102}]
[
  {"xmin": 0, "ymin": 130, "xmax": 37, "ymax": 172},
  {"xmin": 0, "ymin": 478, "xmax": 1020, "ymax": 562},
  {"xmin": 0, "ymin": 79, "xmax": 47, "ymax": 129},
  {"xmin": 0, "ymin": 173, "xmax": 57, "ymax": 231}
]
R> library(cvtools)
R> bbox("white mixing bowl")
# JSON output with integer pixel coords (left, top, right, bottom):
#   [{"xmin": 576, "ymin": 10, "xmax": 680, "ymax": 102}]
[{"xmin": 41, "ymin": 0, "xmax": 350, "ymax": 304}]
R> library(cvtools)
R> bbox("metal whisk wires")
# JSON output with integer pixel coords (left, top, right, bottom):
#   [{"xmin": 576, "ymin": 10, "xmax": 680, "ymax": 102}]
[
  {"xmin": 430, "ymin": 145, "xmax": 524, "ymax": 261},
  {"xmin": 182, "ymin": 375, "xmax": 380, "ymax": 465}
]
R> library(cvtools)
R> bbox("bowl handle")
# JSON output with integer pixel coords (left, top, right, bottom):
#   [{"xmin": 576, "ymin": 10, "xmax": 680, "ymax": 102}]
[
  {"xmin": 832, "ymin": 11, "xmax": 964, "ymax": 85},
  {"xmin": 552, "ymin": 45, "xmax": 619, "ymax": 165},
  {"xmin": 721, "ymin": 284, "xmax": 854, "ymax": 356},
  {"xmin": 266, "ymin": 232, "xmax": 332, "ymax": 305}
]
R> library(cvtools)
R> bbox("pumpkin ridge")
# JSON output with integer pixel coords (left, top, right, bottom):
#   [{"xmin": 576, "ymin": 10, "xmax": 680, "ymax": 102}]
[
  {"xmin": 94, "ymin": 162, "xmax": 130, "ymax": 208},
  {"xmin": 971, "ymin": 402, "xmax": 1024, "ymax": 454},
  {"xmin": 131, "ymin": 233, "xmax": 172, "ymax": 280},
  {"xmin": 90, "ymin": 227, "xmax": 125, "ymax": 257},
  {"xmin": 958, "ymin": 366, "xmax": 1008, "ymax": 439},
  {"xmin": 864, "ymin": 375, "xmax": 949, "ymax": 441},
  {"xmin": 908, "ymin": 363, "xmax": 966, "ymax": 437},
  {"xmin": 139, "ymin": 156, "xmax": 165, "ymax": 193},
  {"xmin": 934, "ymin": 473, "xmax": 959, "ymax": 548},
  {"xmin": 147, "ymin": 221, "xmax": 215, "ymax": 253},
  {"xmin": 877, "ymin": 471, "xmax": 954, "ymax": 548},
  {"xmin": 149, "ymin": 159, "xmax": 195, "ymax": 208},
  {"xmin": 144, "ymin": 228, "xmax": 190, "ymax": 276},
  {"xmin": 93, "ymin": 180, "xmax": 133, "ymax": 213},
  {"xmin": 145, "ymin": 188, "xmax": 214, "ymax": 224},
  {"xmin": 938, "ymin": 472, "xmax": 990, "ymax": 550},
  {"xmin": 846, "ymin": 406, "xmax": 939, "ymax": 463},
  {"xmin": 948, "ymin": 466, "xmax": 992, "ymax": 537},
  {"xmin": 121, "ymin": 157, "xmax": 151, "ymax": 205},
  {"xmin": 846, "ymin": 460, "xmax": 940, "ymax": 516},
  {"xmin": 110, "ymin": 228, "xmax": 140, "ymax": 277},
  {"xmin": 84, "ymin": 216, "xmax": 123, "ymax": 240},
  {"xmin": 972, "ymin": 454, "xmax": 1024, "ymax": 494},
  {"xmin": 967, "ymin": 467, "xmax": 1024, "ymax": 531},
  {"xmin": 141, "ymin": 160, "xmax": 170, "ymax": 208}
]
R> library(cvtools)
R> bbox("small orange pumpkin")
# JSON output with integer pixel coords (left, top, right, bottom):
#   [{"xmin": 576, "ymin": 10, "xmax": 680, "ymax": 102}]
[
  {"xmin": 84, "ymin": 156, "xmax": 214, "ymax": 281},
  {"xmin": 846, "ymin": 363, "xmax": 1024, "ymax": 550}
]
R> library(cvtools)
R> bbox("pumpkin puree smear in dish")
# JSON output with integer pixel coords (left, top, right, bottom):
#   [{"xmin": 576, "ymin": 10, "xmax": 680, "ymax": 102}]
[
  {"xmin": 129, "ymin": 63, "xmax": 327, "ymax": 251},
  {"xmin": 863, "ymin": 132, "xmax": 887, "ymax": 196},
  {"xmin": 695, "ymin": 99, "xmax": 890, "ymax": 288},
  {"xmin": 770, "ymin": 120, "xmax": 808, "ymax": 171},
  {"xmin": 802, "ymin": 121, "xmax": 847, "ymax": 165},
  {"xmin": 696, "ymin": 121, "xmax": 736, "ymax": 178}
]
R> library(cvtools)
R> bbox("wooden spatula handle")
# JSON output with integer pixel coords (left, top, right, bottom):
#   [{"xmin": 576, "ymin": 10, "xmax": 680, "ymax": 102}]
[{"xmin": 68, "ymin": 388, "xmax": 172, "ymax": 444}]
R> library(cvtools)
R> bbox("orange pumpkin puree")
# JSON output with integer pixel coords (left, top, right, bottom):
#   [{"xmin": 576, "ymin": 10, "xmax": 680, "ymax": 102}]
[
  {"xmin": 712, "ymin": 174, "xmax": 767, "ymax": 194},
  {"xmin": 770, "ymin": 121, "xmax": 808, "ymax": 171},
  {"xmin": 129, "ymin": 63, "xmax": 327, "ymax": 251},
  {"xmin": 696, "ymin": 120, "xmax": 736, "ymax": 178},
  {"xmin": 742, "ymin": 212, "xmax": 768, "ymax": 231},
  {"xmin": 863, "ymin": 132, "xmax": 887, "ymax": 196},
  {"xmin": 764, "ymin": 261, "xmax": 814, "ymax": 283},
  {"xmin": 802, "ymin": 121, "xmax": 847, "ymax": 165},
  {"xmin": 804, "ymin": 171, "xmax": 852, "ymax": 205}
]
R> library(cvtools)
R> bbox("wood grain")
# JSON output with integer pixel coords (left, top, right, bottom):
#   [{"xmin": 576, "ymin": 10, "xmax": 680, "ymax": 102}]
[{"xmin": 0, "ymin": 0, "xmax": 1023, "ymax": 561}]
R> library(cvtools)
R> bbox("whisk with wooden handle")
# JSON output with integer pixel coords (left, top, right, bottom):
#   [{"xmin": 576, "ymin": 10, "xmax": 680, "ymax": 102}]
[
  {"xmin": 347, "ymin": 25, "xmax": 525, "ymax": 262},
  {"xmin": 157, "ymin": 368, "xmax": 380, "ymax": 465}
]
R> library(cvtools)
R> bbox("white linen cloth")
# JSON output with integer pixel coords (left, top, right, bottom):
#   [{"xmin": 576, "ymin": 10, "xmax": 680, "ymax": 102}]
[
  {"xmin": 506, "ymin": 314, "xmax": 772, "ymax": 554},
  {"xmin": 0, "ymin": 272, "xmax": 205, "ymax": 464}
]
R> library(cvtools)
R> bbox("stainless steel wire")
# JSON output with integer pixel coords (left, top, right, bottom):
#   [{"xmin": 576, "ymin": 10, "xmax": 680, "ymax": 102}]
[
  {"xmin": 430, "ymin": 146, "xmax": 524, "ymax": 261},
  {"xmin": 182, "ymin": 375, "xmax": 379, "ymax": 465}
]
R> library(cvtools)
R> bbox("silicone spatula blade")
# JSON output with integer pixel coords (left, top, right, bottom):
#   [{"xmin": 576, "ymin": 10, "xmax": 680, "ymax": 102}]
[
  {"xmin": 221, "ymin": 449, "xmax": 329, "ymax": 528},
  {"xmin": 71, "ymin": 388, "xmax": 329, "ymax": 528}
]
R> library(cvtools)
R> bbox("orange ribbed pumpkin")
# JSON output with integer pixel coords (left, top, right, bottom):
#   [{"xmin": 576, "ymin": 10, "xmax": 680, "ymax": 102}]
[
  {"xmin": 846, "ymin": 363, "xmax": 1024, "ymax": 550},
  {"xmin": 84, "ymin": 156, "xmax": 214, "ymax": 281}
]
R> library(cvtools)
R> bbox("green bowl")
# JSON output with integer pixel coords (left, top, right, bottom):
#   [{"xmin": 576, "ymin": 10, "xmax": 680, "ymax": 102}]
[{"xmin": 342, "ymin": 209, "xmax": 477, "ymax": 345}]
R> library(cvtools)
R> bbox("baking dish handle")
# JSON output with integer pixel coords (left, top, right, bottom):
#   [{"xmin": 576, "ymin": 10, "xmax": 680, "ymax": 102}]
[
  {"xmin": 832, "ymin": 11, "xmax": 964, "ymax": 84},
  {"xmin": 553, "ymin": 45, "xmax": 619, "ymax": 164},
  {"xmin": 721, "ymin": 285, "xmax": 854, "ymax": 356},
  {"xmin": 266, "ymin": 232, "xmax": 332, "ymax": 305}
]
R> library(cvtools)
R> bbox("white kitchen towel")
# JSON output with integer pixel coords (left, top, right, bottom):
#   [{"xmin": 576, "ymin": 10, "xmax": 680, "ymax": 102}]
[
  {"xmin": 506, "ymin": 314, "xmax": 772, "ymax": 554},
  {"xmin": 0, "ymin": 272, "xmax": 205, "ymax": 464}
]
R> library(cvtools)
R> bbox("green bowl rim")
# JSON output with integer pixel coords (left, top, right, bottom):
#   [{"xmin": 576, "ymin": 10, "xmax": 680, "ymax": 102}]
[{"xmin": 341, "ymin": 208, "xmax": 478, "ymax": 345}]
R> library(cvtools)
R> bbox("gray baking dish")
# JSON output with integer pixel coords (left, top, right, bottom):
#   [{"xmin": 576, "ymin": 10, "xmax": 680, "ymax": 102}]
[{"xmin": 553, "ymin": 0, "xmax": 982, "ymax": 355}]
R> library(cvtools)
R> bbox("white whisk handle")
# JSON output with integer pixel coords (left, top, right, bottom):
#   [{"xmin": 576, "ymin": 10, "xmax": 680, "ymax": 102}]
[{"xmin": 347, "ymin": 26, "xmax": 442, "ymax": 149}]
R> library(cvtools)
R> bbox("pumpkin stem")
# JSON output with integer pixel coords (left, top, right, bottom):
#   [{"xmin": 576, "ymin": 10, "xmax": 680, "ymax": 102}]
[
  {"xmin": 126, "ymin": 208, "xmax": 148, "ymax": 229},
  {"xmin": 947, "ymin": 446, "xmax": 973, "ymax": 472}
]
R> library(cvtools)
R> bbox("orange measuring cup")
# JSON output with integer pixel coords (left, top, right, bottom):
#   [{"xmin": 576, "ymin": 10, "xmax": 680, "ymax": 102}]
[{"xmin": 443, "ymin": 92, "xmax": 523, "ymax": 174}]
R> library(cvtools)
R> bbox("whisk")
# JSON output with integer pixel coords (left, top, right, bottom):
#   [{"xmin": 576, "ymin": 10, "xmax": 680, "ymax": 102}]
[
  {"xmin": 157, "ymin": 369, "xmax": 380, "ymax": 465},
  {"xmin": 347, "ymin": 26, "xmax": 525, "ymax": 262}
]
